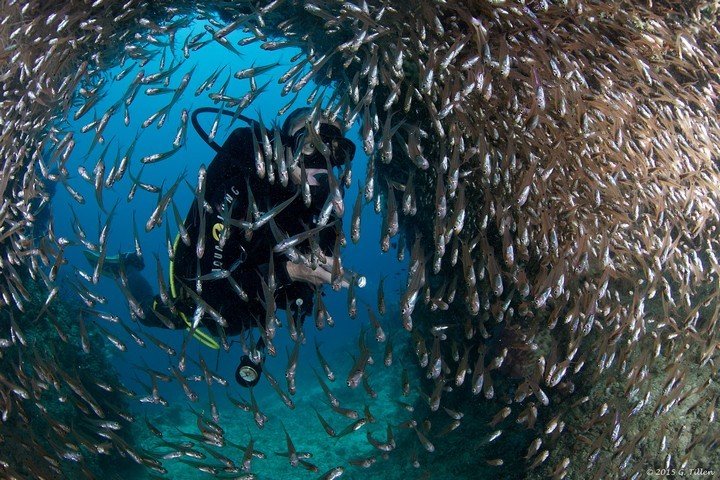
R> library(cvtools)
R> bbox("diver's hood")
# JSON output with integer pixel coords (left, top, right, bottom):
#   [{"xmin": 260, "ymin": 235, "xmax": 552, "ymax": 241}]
[
  {"xmin": 301, "ymin": 135, "xmax": 356, "ymax": 169},
  {"xmin": 283, "ymin": 107, "xmax": 355, "ymax": 168}
]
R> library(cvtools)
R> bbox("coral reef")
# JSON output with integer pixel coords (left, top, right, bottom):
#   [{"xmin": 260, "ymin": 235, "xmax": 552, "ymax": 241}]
[{"xmin": 0, "ymin": 274, "xmax": 143, "ymax": 478}]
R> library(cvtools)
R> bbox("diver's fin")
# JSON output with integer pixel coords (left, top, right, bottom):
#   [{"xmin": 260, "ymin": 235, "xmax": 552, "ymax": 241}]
[{"xmin": 82, "ymin": 249, "xmax": 122, "ymax": 278}]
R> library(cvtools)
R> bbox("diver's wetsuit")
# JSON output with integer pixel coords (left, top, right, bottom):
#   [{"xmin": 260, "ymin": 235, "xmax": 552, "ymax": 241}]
[{"xmin": 141, "ymin": 125, "xmax": 341, "ymax": 339}]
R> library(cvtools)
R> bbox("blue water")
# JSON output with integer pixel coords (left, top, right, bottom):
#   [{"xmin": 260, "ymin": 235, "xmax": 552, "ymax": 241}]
[{"xmin": 53, "ymin": 15, "xmax": 415, "ymax": 479}]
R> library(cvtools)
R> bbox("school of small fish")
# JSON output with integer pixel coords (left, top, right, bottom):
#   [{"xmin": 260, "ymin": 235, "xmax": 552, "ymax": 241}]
[{"xmin": 1, "ymin": 0, "xmax": 720, "ymax": 479}]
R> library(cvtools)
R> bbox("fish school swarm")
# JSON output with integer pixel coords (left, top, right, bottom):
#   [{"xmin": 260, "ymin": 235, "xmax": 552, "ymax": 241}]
[{"xmin": 0, "ymin": 0, "xmax": 719, "ymax": 478}]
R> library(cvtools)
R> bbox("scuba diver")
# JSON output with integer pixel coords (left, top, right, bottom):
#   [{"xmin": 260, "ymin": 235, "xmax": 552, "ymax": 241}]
[{"xmin": 85, "ymin": 106, "xmax": 360, "ymax": 387}]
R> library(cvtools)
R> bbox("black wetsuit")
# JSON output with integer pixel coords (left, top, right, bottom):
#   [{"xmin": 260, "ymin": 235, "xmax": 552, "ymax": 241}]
[{"xmin": 142, "ymin": 125, "xmax": 340, "ymax": 337}]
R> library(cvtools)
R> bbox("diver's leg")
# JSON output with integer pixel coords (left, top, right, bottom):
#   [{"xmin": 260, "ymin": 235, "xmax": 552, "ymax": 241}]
[
  {"xmin": 120, "ymin": 252, "xmax": 145, "ymax": 271},
  {"xmin": 82, "ymin": 250, "xmax": 144, "ymax": 278},
  {"xmin": 126, "ymin": 269, "xmax": 181, "ymax": 329},
  {"xmin": 126, "ymin": 269, "xmax": 154, "ymax": 314}
]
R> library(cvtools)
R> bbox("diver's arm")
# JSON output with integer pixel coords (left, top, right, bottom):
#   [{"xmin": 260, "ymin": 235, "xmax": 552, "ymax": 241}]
[
  {"xmin": 285, "ymin": 258, "xmax": 353, "ymax": 288},
  {"xmin": 286, "ymin": 260, "xmax": 366, "ymax": 289}
]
